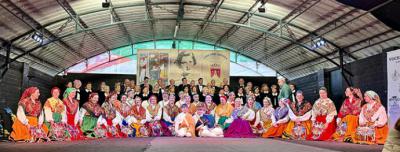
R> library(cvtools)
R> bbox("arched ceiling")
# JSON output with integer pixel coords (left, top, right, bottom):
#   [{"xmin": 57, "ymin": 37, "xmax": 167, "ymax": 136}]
[{"xmin": 0, "ymin": 0, "xmax": 399, "ymax": 79}]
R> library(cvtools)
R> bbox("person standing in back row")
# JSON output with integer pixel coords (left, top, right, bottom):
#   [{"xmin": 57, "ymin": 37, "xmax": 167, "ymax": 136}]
[{"xmin": 277, "ymin": 76, "xmax": 291, "ymax": 102}]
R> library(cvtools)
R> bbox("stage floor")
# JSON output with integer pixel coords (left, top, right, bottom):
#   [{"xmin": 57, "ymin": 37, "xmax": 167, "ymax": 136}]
[{"xmin": 0, "ymin": 137, "xmax": 383, "ymax": 152}]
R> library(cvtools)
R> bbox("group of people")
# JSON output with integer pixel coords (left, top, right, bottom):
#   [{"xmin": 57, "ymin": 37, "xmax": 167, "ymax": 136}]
[{"xmin": 9, "ymin": 76, "xmax": 388, "ymax": 145}]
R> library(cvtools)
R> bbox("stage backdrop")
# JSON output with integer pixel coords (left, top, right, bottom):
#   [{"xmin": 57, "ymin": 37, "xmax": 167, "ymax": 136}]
[
  {"xmin": 137, "ymin": 49, "xmax": 230, "ymax": 85},
  {"xmin": 387, "ymin": 49, "xmax": 400, "ymax": 129}
]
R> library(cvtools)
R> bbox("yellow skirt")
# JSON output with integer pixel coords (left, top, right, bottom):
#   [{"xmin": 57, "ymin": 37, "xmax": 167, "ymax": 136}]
[
  {"xmin": 132, "ymin": 122, "xmax": 147, "ymax": 137},
  {"xmin": 10, "ymin": 116, "xmax": 49, "ymax": 141},
  {"xmin": 282, "ymin": 120, "xmax": 312, "ymax": 139},
  {"xmin": 332, "ymin": 115, "xmax": 358, "ymax": 142}
]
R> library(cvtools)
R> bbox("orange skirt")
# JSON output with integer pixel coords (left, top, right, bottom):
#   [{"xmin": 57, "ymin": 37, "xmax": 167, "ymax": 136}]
[
  {"xmin": 282, "ymin": 120, "xmax": 312, "ymax": 139},
  {"xmin": 10, "ymin": 116, "xmax": 48, "ymax": 141},
  {"xmin": 332, "ymin": 115, "xmax": 358, "ymax": 142},
  {"xmin": 262, "ymin": 123, "xmax": 288, "ymax": 138},
  {"xmin": 355, "ymin": 124, "xmax": 388, "ymax": 145}
]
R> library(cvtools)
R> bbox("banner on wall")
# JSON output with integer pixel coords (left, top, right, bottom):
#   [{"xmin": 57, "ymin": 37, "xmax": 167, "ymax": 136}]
[
  {"xmin": 387, "ymin": 49, "xmax": 400, "ymax": 129},
  {"xmin": 137, "ymin": 49, "xmax": 230, "ymax": 86}
]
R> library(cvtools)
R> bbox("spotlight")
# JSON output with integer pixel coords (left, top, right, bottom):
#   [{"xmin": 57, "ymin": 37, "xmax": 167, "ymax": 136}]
[
  {"xmin": 102, "ymin": 0, "xmax": 110, "ymax": 8},
  {"xmin": 31, "ymin": 32, "xmax": 43, "ymax": 43},
  {"xmin": 311, "ymin": 38, "xmax": 326, "ymax": 49},
  {"xmin": 258, "ymin": 7, "xmax": 266, "ymax": 13}
]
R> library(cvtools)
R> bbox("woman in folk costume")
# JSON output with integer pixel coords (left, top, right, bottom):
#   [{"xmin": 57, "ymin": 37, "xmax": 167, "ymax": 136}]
[
  {"xmin": 145, "ymin": 95, "xmax": 172, "ymax": 136},
  {"xmin": 307, "ymin": 87, "xmax": 337, "ymax": 141},
  {"xmin": 245, "ymin": 96, "xmax": 262, "ymax": 112},
  {"xmin": 158, "ymin": 92, "xmax": 169, "ymax": 108},
  {"xmin": 215, "ymin": 96, "xmax": 234, "ymax": 130},
  {"xmin": 131, "ymin": 97, "xmax": 149, "ymax": 137},
  {"xmin": 252, "ymin": 97, "xmax": 274, "ymax": 135},
  {"xmin": 174, "ymin": 104, "xmax": 196, "ymax": 137},
  {"xmin": 101, "ymin": 92, "xmax": 123, "ymax": 137},
  {"xmin": 44, "ymin": 87, "xmax": 68, "ymax": 140},
  {"xmin": 10, "ymin": 87, "xmax": 49, "ymax": 142},
  {"xmin": 282, "ymin": 91, "xmax": 312, "ymax": 140},
  {"xmin": 205, "ymin": 95, "xmax": 217, "ymax": 115},
  {"xmin": 62, "ymin": 88, "xmax": 83, "ymax": 140},
  {"xmin": 227, "ymin": 92, "xmax": 236, "ymax": 107},
  {"xmin": 80, "ymin": 93, "xmax": 106, "ymax": 138},
  {"xmin": 193, "ymin": 103, "xmax": 223, "ymax": 137},
  {"xmin": 119, "ymin": 95, "xmax": 136, "ymax": 137},
  {"xmin": 224, "ymin": 98, "xmax": 257, "ymax": 138},
  {"xmin": 175, "ymin": 92, "xmax": 187, "ymax": 109},
  {"xmin": 262, "ymin": 98, "xmax": 289, "ymax": 138},
  {"xmin": 162, "ymin": 95, "xmax": 180, "ymax": 135},
  {"xmin": 333, "ymin": 87, "xmax": 362, "ymax": 142},
  {"xmin": 356, "ymin": 90, "xmax": 388, "ymax": 145}
]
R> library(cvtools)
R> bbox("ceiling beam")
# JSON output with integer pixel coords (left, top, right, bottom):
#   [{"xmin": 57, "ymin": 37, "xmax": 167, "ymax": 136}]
[
  {"xmin": 237, "ymin": 0, "xmax": 321, "ymax": 52},
  {"xmin": 192, "ymin": 0, "xmax": 224, "ymax": 41},
  {"xmin": 268, "ymin": 0, "xmax": 393, "ymax": 63},
  {"xmin": 213, "ymin": 0, "xmax": 263, "ymax": 46},
  {"xmin": 283, "ymin": 30, "xmax": 399, "ymax": 75},
  {"xmin": 173, "ymin": 0, "xmax": 185, "ymax": 41},
  {"xmin": 0, "ymin": 0, "xmax": 85, "ymax": 60},
  {"xmin": 56, "ymin": 0, "xmax": 110, "ymax": 52},
  {"xmin": 0, "ymin": 38, "xmax": 61, "ymax": 71},
  {"xmin": 109, "ymin": 1, "xmax": 134, "ymax": 45},
  {"xmin": 145, "ymin": 0, "xmax": 156, "ymax": 43}
]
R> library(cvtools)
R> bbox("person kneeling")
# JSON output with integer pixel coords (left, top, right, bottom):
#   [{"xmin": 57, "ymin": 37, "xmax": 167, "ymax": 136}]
[
  {"xmin": 224, "ymin": 98, "xmax": 256, "ymax": 138},
  {"xmin": 175, "ymin": 104, "xmax": 195, "ymax": 137},
  {"xmin": 262, "ymin": 98, "xmax": 289, "ymax": 138},
  {"xmin": 193, "ymin": 103, "xmax": 223, "ymax": 137}
]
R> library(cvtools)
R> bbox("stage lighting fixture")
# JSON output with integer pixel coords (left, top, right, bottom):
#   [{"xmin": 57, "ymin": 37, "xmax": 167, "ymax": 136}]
[
  {"xmin": 259, "ymin": 0, "xmax": 267, "ymax": 13},
  {"xmin": 31, "ymin": 32, "xmax": 43, "ymax": 43},
  {"xmin": 312, "ymin": 38, "xmax": 326, "ymax": 49},
  {"xmin": 258, "ymin": 7, "xmax": 266, "ymax": 13},
  {"xmin": 102, "ymin": 0, "xmax": 110, "ymax": 8}
]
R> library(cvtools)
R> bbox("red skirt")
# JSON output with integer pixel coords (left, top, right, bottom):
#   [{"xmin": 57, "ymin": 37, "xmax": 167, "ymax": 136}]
[
  {"xmin": 66, "ymin": 113, "xmax": 84, "ymax": 140},
  {"xmin": 105, "ymin": 119, "xmax": 125, "ymax": 138},
  {"xmin": 307, "ymin": 115, "xmax": 336, "ymax": 141}
]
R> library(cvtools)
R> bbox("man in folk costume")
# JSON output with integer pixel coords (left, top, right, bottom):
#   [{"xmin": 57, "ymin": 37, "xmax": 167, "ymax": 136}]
[
  {"xmin": 175, "ymin": 104, "xmax": 195, "ymax": 137},
  {"xmin": 131, "ymin": 97, "xmax": 148, "ymax": 137},
  {"xmin": 282, "ymin": 91, "xmax": 313, "ymax": 140},
  {"xmin": 193, "ymin": 103, "xmax": 223, "ymax": 137},
  {"xmin": 277, "ymin": 76, "xmax": 291, "ymax": 101}
]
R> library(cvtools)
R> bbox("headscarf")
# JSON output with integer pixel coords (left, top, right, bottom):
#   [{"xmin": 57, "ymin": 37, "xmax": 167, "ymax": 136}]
[
  {"xmin": 20, "ymin": 87, "xmax": 39, "ymax": 101},
  {"xmin": 364, "ymin": 90, "xmax": 381, "ymax": 103},
  {"xmin": 63, "ymin": 88, "xmax": 76, "ymax": 99}
]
